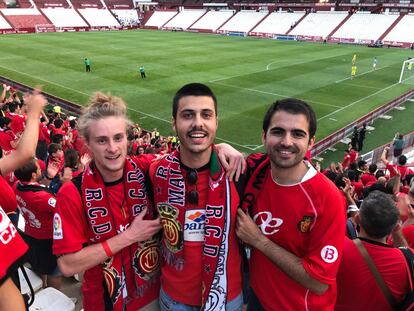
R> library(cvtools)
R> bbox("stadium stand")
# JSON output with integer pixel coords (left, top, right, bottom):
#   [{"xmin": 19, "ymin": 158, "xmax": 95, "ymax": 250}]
[
  {"xmin": 144, "ymin": 10, "xmax": 178, "ymax": 29},
  {"xmin": 289, "ymin": 12, "xmax": 348, "ymax": 39},
  {"xmin": 33, "ymin": 0, "xmax": 69, "ymax": 8},
  {"xmin": 189, "ymin": 9, "xmax": 234, "ymax": 32},
  {"xmin": 0, "ymin": 8, "xmax": 50, "ymax": 29},
  {"xmin": 163, "ymin": 9, "xmax": 206, "ymax": 30},
  {"xmin": 112, "ymin": 9, "xmax": 139, "ymax": 26},
  {"xmin": 41, "ymin": 8, "xmax": 89, "ymax": 27},
  {"xmin": 331, "ymin": 12, "xmax": 399, "ymax": 43},
  {"xmin": 71, "ymin": 0, "xmax": 103, "ymax": 9},
  {"xmin": 219, "ymin": 10, "xmax": 268, "ymax": 34},
  {"xmin": 104, "ymin": 0, "xmax": 133, "ymax": 9},
  {"xmin": 383, "ymin": 14, "xmax": 414, "ymax": 45},
  {"xmin": 15, "ymin": 0, "xmax": 33, "ymax": 8},
  {"xmin": 0, "ymin": 14, "xmax": 12, "ymax": 29},
  {"xmin": 251, "ymin": 11, "xmax": 305, "ymax": 36},
  {"xmin": 77, "ymin": 8, "xmax": 120, "ymax": 27}
]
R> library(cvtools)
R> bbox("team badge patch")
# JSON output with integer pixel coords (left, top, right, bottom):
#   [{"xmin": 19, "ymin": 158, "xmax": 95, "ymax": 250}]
[
  {"xmin": 297, "ymin": 216, "xmax": 314, "ymax": 233},
  {"xmin": 158, "ymin": 203, "xmax": 183, "ymax": 252},
  {"xmin": 48, "ymin": 197, "xmax": 56, "ymax": 208},
  {"xmin": 53, "ymin": 213, "xmax": 63, "ymax": 240},
  {"xmin": 103, "ymin": 260, "xmax": 122, "ymax": 304}
]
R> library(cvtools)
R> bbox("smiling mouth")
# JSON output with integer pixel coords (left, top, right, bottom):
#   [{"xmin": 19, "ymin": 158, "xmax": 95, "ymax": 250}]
[
  {"xmin": 106, "ymin": 155, "xmax": 121, "ymax": 160},
  {"xmin": 188, "ymin": 132, "xmax": 207, "ymax": 139}
]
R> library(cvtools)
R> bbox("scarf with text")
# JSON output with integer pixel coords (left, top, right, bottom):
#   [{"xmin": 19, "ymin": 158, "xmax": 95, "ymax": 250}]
[
  {"xmin": 240, "ymin": 153, "xmax": 270, "ymax": 214},
  {"xmin": 81, "ymin": 158, "xmax": 159, "ymax": 311},
  {"xmin": 153, "ymin": 146, "xmax": 231, "ymax": 310}
]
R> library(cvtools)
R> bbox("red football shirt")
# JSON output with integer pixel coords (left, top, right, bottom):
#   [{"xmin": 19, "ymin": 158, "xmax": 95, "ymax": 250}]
[
  {"xmin": 53, "ymin": 155, "xmax": 157, "ymax": 310},
  {"xmin": 250, "ymin": 166, "xmax": 346, "ymax": 311},
  {"xmin": 0, "ymin": 206, "xmax": 28, "ymax": 282},
  {"xmin": 14, "ymin": 182, "xmax": 56, "ymax": 239},
  {"xmin": 156, "ymin": 168, "xmax": 242, "ymax": 306},
  {"xmin": 0, "ymin": 176, "xmax": 17, "ymax": 214},
  {"xmin": 336, "ymin": 237, "xmax": 410, "ymax": 311},
  {"xmin": 361, "ymin": 173, "xmax": 377, "ymax": 187},
  {"xmin": 0, "ymin": 129, "xmax": 17, "ymax": 152}
]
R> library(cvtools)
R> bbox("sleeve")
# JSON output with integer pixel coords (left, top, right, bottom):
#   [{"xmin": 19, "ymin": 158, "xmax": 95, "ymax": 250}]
[
  {"xmin": 53, "ymin": 181, "xmax": 88, "ymax": 255},
  {"xmin": 132, "ymin": 154, "xmax": 156, "ymax": 173},
  {"xmin": 302, "ymin": 181, "xmax": 346, "ymax": 285},
  {"xmin": 0, "ymin": 207, "xmax": 28, "ymax": 284}
]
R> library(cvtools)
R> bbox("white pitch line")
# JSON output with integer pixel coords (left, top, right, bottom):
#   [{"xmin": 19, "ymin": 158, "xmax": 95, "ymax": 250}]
[
  {"xmin": 335, "ymin": 66, "xmax": 388, "ymax": 84},
  {"xmin": 0, "ymin": 65, "xmax": 255, "ymax": 150},
  {"xmin": 318, "ymin": 82, "xmax": 399, "ymax": 122},
  {"xmin": 340, "ymin": 83, "xmax": 382, "ymax": 90},
  {"xmin": 211, "ymin": 81, "xmax": 342, "ymax": 109}
]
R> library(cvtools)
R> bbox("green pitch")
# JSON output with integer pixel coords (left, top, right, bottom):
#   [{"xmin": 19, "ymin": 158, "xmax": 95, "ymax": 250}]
[{"xmin": 0, "ymin": 29, "xmax": 413, "ymax": 152}]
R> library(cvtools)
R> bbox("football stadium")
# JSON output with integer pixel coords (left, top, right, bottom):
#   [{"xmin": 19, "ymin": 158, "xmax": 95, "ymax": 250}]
[{"xmin": 1, "ymin": 0, "xmax": 414, "ymax": 310}]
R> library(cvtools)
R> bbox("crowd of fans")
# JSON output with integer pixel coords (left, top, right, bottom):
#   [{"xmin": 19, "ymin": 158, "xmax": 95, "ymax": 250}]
[{"xmin": 0, "ymin": 82, "xmax": 414, "ymax": 311}]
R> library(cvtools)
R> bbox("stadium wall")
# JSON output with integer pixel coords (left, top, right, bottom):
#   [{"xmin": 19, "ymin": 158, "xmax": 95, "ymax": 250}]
[{"xmin": 311, "ymin": 89, "xmax": 414, "ymax": 158}]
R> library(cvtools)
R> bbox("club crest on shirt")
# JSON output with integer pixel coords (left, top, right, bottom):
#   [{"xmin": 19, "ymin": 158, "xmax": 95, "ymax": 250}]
[
  {"xmin": 297, "ymin": 216, "xmax": 314, "ymax": 233},
  {"xmin": 133, "ymin": 238, "xmax": 160, "ymax": 280}
]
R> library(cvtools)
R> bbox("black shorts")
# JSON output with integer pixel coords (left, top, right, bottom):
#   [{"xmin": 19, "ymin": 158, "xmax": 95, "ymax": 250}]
[{"xmin": 22, "ymin": 234, "xmax": 58, "ymax": 275}]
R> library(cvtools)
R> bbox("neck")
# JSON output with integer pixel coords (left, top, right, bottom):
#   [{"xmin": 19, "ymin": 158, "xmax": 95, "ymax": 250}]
[
  {"xmin": 358, "ymin": 231, "xmax": 387, "ymax": 244},
  {"xmin": 179, "ymin": 146, "xmax": 211, "ymax": 169},
  {"xmin": 271, "ymin": 161, "xmax": 309, "ymax": 185}
]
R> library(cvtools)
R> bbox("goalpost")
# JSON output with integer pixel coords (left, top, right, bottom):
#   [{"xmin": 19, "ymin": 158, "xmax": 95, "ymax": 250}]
[
  {"xmin": 398, "ymin": 58, "xmax": 414, "ymax": 84},
  {"xmin": 35, "ymin": 24, "xmax": 56, "ymax": 33}
]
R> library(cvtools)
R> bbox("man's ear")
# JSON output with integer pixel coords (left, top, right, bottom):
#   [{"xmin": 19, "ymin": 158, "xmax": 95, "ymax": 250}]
[
  {"xmin": 172, "ymin": 117, "xmax": 176, "ymax": 133},
  {"xmin": 261, "ymin": 130, "xmax": 266, "ymax": 145},
  {"xmin": 308, "ymin": 136, "xmax": 316, "ymax": 151}
]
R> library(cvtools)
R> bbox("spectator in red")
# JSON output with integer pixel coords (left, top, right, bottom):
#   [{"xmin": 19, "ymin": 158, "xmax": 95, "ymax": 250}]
[
  {"xmin": 381, "ymin": 147, "xmax": 414, "ymax": 180},
  {"xmin": 0, "ymin": 117, "xmax": 18, "ymax": 154},
  {"xmin": 336, "ymin": 191, "xmax": 411, "ymax": 311},
  {"xmin": 342, "ymin": 143, "xmax": 359, "ymax": 170},
  {"xmin": 361, "ymin": 163, "xmax": 377, "ymax": 187},
  {"xmin": 14, "ymin": 158, "xmax": 62, "ymax": 289},
  {"xmin": 348, "ymin": 170, "xmax": 363, "ymax": 200}
]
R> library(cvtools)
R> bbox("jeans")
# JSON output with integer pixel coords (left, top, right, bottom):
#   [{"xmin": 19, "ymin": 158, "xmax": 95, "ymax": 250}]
[{"xmin": 159, "ymin": 287, "xmax": 243, "ymax": 311}]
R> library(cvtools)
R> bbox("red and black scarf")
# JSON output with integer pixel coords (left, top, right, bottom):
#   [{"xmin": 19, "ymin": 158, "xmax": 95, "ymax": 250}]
[
  {"xmin": 153, "ymin": 146, "xmax": 232, "ymax": 310},
  {"xmin": 81, "ymin": 158, "xmax": 159, "ymax": 311}
]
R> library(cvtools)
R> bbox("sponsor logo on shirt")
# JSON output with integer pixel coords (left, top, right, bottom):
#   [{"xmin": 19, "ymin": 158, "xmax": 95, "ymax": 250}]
[
  {"xmin": 184, "ymin": 209, "xmax": 205, "ymax": 242},
  {"xmin": 253, "ymin": 211, "xmax": 283, "ymax": 235},
  {"xmin": 320, "ymin": 245, "xmax": 338, "ymax": 263},
  {"xmin": 53, "ymin": 213, "xmax": 63, "ymax": 240}
]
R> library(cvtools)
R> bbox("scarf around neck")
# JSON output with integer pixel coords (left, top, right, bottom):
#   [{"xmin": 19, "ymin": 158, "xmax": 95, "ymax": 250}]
[
  {"xmin": 153, "ymin": 146, "xmax": 232, "ymax": 310},
  {"xmin": 81, "ymin": 158, "xmax": 160, "ymax": 311}
]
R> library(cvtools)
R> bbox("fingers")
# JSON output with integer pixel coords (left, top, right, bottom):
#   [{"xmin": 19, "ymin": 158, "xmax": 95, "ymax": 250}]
[{"xmin": 137, "ymin": 207, "xmax": 148, "ymax": 219}]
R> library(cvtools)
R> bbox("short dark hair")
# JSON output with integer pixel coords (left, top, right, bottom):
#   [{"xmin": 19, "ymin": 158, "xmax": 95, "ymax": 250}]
[
  {"xmin": 172, "ymin": 83, "xmax": 217, "ymax": 119},
  {"xmin": 359, "ymin": 191, "xmax": 399, "ymax": 238},
  {"xmin": 368, "ymin": 164, "xmax": 377, "ymax": 174},
  {"xmin": 14, "ymin": 158, "xmax": 37, "ymax": 182},
  {"xmin": 64, "ymin": 149, "xmax": 79, "ymax": 169},
  {"xmin": 262, "ymin": 98, "xmax": 317, "ymax": 140},
  {"xmin": 48, "ymin": 143, "xmax": 62, "ymax": 155},
  {"xmin": 398, "ymin": 155, "xmax": 407, "ymax": 166},
  {"xmin": 54, "ymin": 118, "xmax": 63, "ymax": 129}
]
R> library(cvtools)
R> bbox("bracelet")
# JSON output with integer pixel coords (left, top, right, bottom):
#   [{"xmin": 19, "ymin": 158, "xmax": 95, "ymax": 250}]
[{"xmin": 102, "ymin": 240, "xmax": 113, "ymax": 257}]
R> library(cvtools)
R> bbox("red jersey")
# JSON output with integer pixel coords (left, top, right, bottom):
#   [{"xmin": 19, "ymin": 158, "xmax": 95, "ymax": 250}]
[
  {"xmin": 336, "ymin": 237, "xmax": 411, "ymax": 311},
  {"xmin": 0, "ymin": 206, "xmax": 28, "ymax": 282},
  {"xmin": 0, "ymin": 128, "xmax": 17, "ymax": 152},
  {"xmin": 361, "ymin": 173, "xmax": 377, "ymax": 187},
  {"xmin": 38, "ymin": 122, "xmax": 50, "ymax": 144},
  {"xmin": 53, "ymin": 155, "xmax": 157, "ymax": 311},
  {"xmin": 0, "ymin": 176, "xmax": 17, "ymax": 214},
  {"xmin": 152, "ymin": 168, "xmax": 242, "ymax": 306},
  {"xmin": 250, "ymin": 166, "xmax": 346, "ymax": 311},
  {"xmin": 386, "ymin": 162, "xmax": 413, "ymax": 180},
  {"xmin": 351, "ymin": 181, "xmax": 364, "ymax": 200},
  {"xmin": 14, "ymin": 182, "xmax": 56, "ymax": 239},
  {"xmin": 8, "ymin": 112, "xmax": 25, "ymax": 135}
]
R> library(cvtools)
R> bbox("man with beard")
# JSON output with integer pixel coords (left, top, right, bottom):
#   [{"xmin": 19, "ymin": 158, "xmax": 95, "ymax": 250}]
[
  {"xmin": 151, "ymin": 83, "xmax": 244, "ymax": 310},
  {"xmin": 236, "ymin": 98, "xmax": 346, "ymax": 311}
]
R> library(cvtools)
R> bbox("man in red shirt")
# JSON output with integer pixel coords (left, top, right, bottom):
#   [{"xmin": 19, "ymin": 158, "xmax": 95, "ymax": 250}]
[
  {"xmin": 14, "ymin": 157, "xmax": 61, "ymax": 289},
  {"xmin": 361, "ymin": 163, "xmax": 377, "ymax": 187},
  {"xmin": 52, "ymin": 92, "xmax": 162, "ymax": 311},
  {"xmin": 336, "ymin": 191, "xmax": 411, "ymax": 311},
  {"xmin": 151, "ymin": 83, "xmax": 244, "ymax": 310},
  {"xmin": 236, "ymin": 98, "xmax": 346, "ymax": 311},
  {"xmin": 0, "ymin": 117, "xmax": 18, "ymax": 153}
]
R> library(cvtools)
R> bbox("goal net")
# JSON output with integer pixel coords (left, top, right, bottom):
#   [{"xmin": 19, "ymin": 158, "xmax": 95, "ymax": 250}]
[
  {"xmin": 399, "ymin": 58, "xmax": 414, "ymax": 85},
  {"xmin": 35, "ymin": 24, "xmax": 56, "ymax": 33}
]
